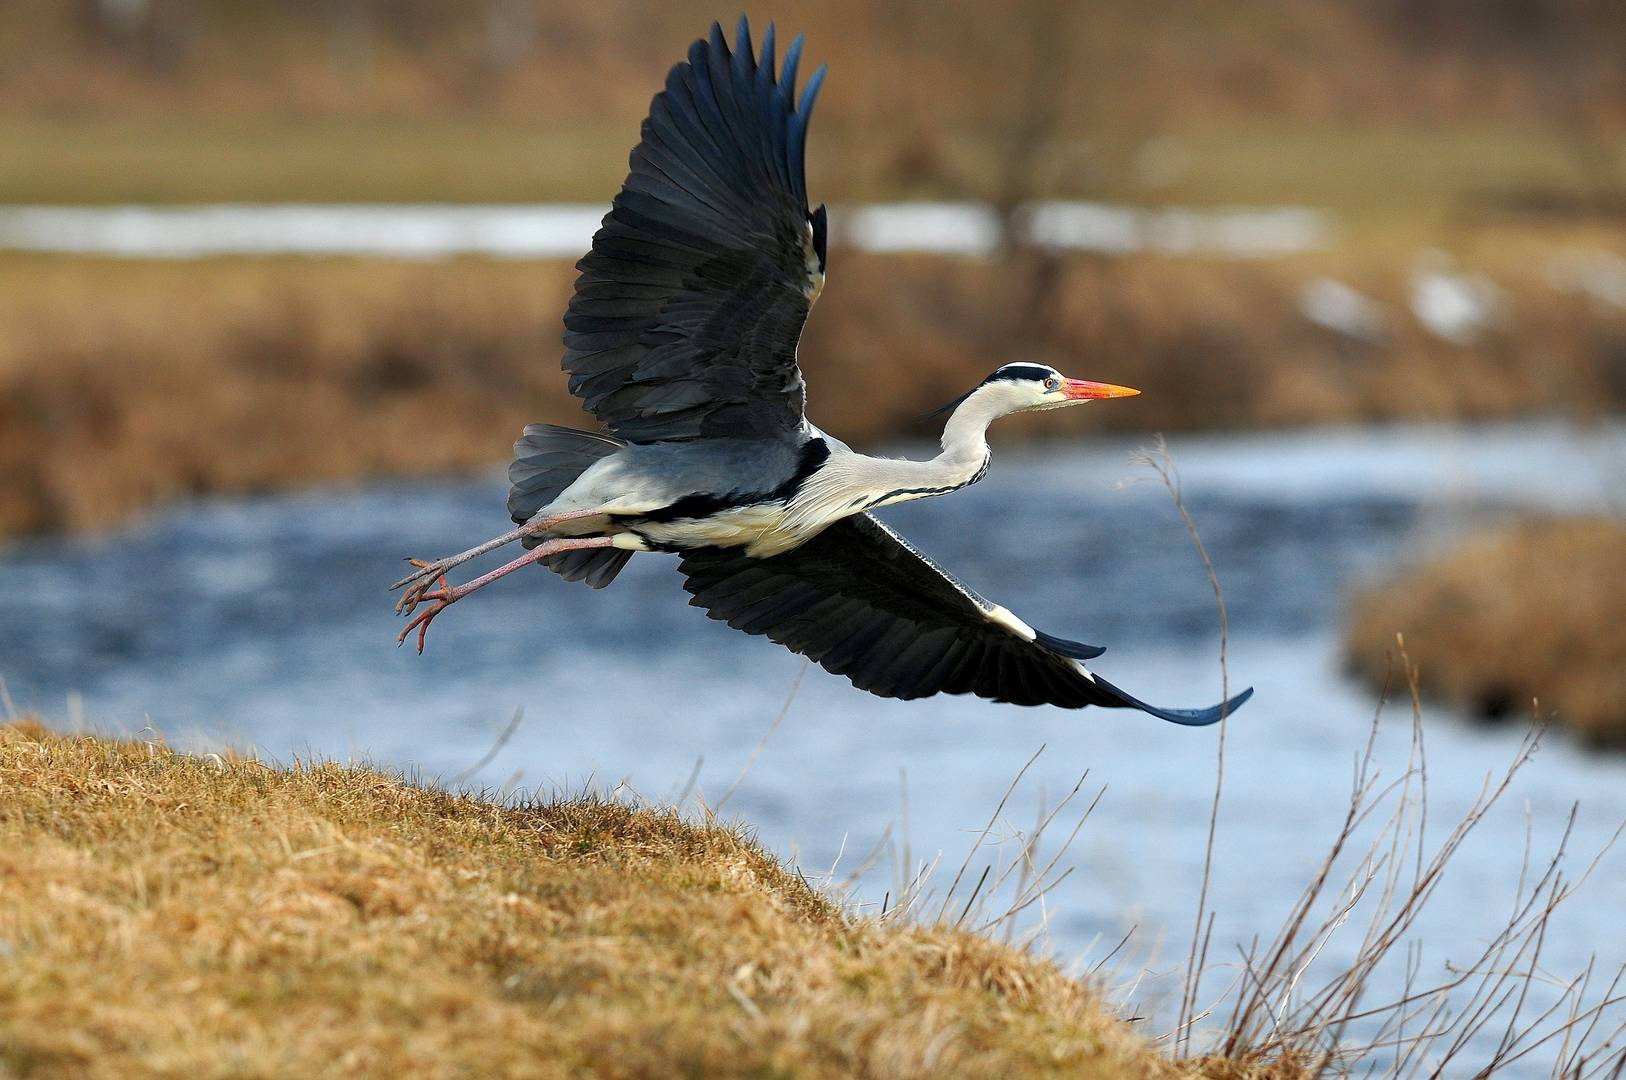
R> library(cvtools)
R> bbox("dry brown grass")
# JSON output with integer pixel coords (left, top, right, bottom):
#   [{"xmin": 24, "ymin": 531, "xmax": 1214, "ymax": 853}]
[
  {"xmin": 2, "ymin": 700, "xmax": 1617, "ymax": 1078},
  {"xmin": 0, "ymin": 720, "xmax": 1224, "ymax": 1079},
  {"xmin": 3, "ymin": 243, "xmax": 1623, "ymax": 541},
  {"xmin": 2, "ymin": 2, "xmax": 1625, "ymax": 225},
  {"xmin": 0, "ymin": 256, "xmax": 573, "ymax": 536},
  {"xmin": 1344, "ymin": 519, "xmax": 1626, "ymax": 748}
]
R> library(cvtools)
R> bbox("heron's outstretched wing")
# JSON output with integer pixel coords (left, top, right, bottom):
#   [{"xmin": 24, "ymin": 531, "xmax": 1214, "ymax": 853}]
[
  {"xmin": 677, "ymin": 515, "xmax": 1253, "ymax": 725},
  {"xmin": 563, "ymin": 17, "xmax": 827, "ymax": 444}
]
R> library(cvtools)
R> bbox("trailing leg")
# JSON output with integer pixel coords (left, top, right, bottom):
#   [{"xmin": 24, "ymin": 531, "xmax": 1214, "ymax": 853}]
[
  {"xmin": 396, "ymin": 535, "xmax": 617, "ymax": 653},
  {"xmin": 390, "ymin": 507, "xmax": 612, "ymax": 613},
  {"xmin": 390, "ymin": 526, "xmax": 532, "ymax": 605}
]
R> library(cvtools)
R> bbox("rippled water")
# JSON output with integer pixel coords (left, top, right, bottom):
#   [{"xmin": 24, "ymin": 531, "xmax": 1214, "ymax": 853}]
[{"xmin": 5, "ymin": 421, "xmax": 1624, "ymax": 1072}]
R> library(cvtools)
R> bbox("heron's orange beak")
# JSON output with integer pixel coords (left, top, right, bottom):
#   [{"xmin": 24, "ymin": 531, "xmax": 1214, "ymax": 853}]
[{"xmin": 1061, "ymin": 378, "xmax": 1141, "ymax": 400}]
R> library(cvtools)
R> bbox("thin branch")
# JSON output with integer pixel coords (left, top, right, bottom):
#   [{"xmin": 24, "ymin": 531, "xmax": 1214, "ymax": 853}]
[
  {"xmin": 933, "ymin": 744, "xmax": 1046, "ymax": 924},
  {"xmin": 715, "ymin": 657, "xmax": 808, "ymax": 813},
  {"xmin": 450, "ymin": 707, "xmax": 524, "ymax": 786},
  {"xmin": 1135, "ymin": 435, "xmax": 1234, "ymax": 1058}
]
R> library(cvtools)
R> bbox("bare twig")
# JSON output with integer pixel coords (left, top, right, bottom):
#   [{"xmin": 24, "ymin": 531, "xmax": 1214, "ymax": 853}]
[
  {"xmin": 1202, "ymin": 664, "xmax": 1626, "ymax": 1076},
  {"xmin": 715, "ymin": 658, "xmax": 808, "ymax": 813},
  {"xmin": 450, "ymin": 708, "xmax": 525, "ymax": 787},
  {"xmin": 671, "ymin": 755, "xmax": 704, "ymax": 810},
  {"xmin": 1134, "ymin": 435, "xmax": 1233, "ymax": 1059},
  {"xmin": 933, "ymin": 744, "xmax": 1046, "ymax": 924}
]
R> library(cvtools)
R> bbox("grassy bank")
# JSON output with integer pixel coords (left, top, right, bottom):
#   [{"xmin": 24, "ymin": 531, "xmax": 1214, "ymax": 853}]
[
  {"xmin": 1344, "ymin": 518, "xmax": 1626, "ymax": 748},
  {"xmin": 0, "ymin": 721, "xmax": 1236, "ymax": 1079},
  {"xmin": 4, "ymin": 243, "xmax": 1623, "ymax": 540}
]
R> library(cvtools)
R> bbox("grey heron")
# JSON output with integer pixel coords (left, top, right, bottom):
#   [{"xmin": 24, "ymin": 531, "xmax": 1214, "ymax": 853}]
[{"xmin": 391, "ymin": 17, "xmax": 1252, "ymax": 726}]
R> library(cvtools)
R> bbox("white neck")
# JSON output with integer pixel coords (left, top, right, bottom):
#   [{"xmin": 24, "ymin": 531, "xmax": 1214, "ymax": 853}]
[
  {"xmin": 791, "ymin": 389, "xmax": 1005, "ymax": 526},
  {"xmin": 937, "ymin": 387, "xmax": 1006, "ymax": 471}
]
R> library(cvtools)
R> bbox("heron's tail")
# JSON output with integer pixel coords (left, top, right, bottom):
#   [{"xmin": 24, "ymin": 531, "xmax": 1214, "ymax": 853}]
[{"xmin": 507, "ymin": 424, "xmax": 632, "ymax": 589}]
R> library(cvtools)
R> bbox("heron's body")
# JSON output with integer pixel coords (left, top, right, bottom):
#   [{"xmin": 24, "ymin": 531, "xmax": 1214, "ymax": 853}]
[
  {"xmin": 392, "ymin": 18, "xmax": 1253, "ymax": 726},
  {"xmin": 532, "ymin": 433, "xmax": 836, "ymax": 556},
  {"xmin": 533, "ymin": 414, "xmax": 996, "ymax": 558}
]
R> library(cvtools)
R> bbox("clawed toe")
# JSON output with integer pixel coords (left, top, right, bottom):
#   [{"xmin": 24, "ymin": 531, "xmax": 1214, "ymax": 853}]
[
  {"xmin": 395, "ymin": 582, "xmax": 426, "ymax": 616},
  {"xmin": 396, "ymin": 586, "xmax": 457, "ymax": 653},
  {"xmin": 394, "ymin": 559, "xmax": 451, "ymax": 616},
  {"xmin": 391, "ymin": 556, "xmax": 462, "ymax": 647},
  {"xmin": 390, "ymin": 557, "xmax": 443, "ymax": 594},
  {"xmin": 391, "ymin": 535, "xmax": 611, "ymax": 655}
]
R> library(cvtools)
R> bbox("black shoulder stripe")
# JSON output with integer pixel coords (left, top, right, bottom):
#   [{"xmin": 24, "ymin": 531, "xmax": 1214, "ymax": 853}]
[{"xmin": 639, "ymin": 437, "xmax": 830, "ymax": 523}]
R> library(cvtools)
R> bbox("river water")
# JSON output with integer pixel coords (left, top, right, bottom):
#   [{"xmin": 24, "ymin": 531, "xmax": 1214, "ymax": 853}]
[{"xmin": 5, "ymin": 420, "xmax": 1624, "ymax": 1072}]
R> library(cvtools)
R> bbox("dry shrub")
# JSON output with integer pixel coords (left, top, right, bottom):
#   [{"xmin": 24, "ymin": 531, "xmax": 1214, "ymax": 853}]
[
  {"xmin": 0, "ymin": 257, "xmax": 574, "ymax": 535},
  {"xmin": 1345, "ymin": 519, "xmax": 1626, "ymax": 748},
  {"xmin": 1201, "ymin": 672, "xmax": 1626, "ymax": 1075},
  {"xmin": 0, "ymin": 720, "xmax": 1194, "ymax": 1080},
  {"xmin": 2, "ymin": 247, "xmax": 1623, "ymax": 541},
  {"xmin": 1148, "ymin": 453, "xmax": 1625, "ymax": 1076}
]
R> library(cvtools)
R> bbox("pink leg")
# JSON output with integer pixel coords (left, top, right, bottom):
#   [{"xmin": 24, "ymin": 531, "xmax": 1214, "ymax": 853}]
[
  {"xmin": 390, "ymin": 526, "xmax": 530, "ymax": 595},
  {"xmin": 396, "ymin": 535, "xmax": 616, "ymax": 654},
  {"xmin": 391, "ymin": 507, "xmax": 613, "ymax": 610}
]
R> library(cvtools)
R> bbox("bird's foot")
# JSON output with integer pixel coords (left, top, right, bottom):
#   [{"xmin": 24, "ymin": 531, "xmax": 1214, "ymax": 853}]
[
  {"xmin": 393, "ymin": 536, "xmax": 615, "ymax": 655},
  {"xmin": 390, "ymin": 514, "xmax": 605, "ymax": 607},
  {"xmin": 396, "ymin": 563, "xmax": 459, "ymax": 653},
  {"xmin": 393, "ymin": 557, "xmax": 452, "ymax": 615}
]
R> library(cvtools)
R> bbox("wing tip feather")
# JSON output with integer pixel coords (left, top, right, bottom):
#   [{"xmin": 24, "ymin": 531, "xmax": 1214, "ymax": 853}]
[
  {"xmin": 1090, "ymin": 676, "xmax": 1255, "ymax": 727},
  {"xmin": 1034, "ymin": 629, "xmax": 1106, "ymax": 660},
  {"xmin": 781, "ymin": 33, "xmax": 804, "ymax": 100},
  {"xmin": 798, "ymin": 63, "xmax": 827, "ymax": 119}
]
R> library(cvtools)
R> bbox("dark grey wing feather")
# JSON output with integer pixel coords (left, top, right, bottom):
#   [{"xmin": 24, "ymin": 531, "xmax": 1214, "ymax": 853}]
[
  {"xmin": 563, "ymin": 17, "xmax": 828, "ymax": 444},
  {"xmin": 678, "ymin": 515, "xmax": 1253, "ymax": 725},
  {"xmin": 545, "ymin": 546, "xmax": 633, "ymax": 590}
]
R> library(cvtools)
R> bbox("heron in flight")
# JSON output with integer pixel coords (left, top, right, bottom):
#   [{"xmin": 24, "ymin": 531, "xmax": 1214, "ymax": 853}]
[{"xmin": 392, "ymin": 18, "xmax": 1252, "ymax": 726}]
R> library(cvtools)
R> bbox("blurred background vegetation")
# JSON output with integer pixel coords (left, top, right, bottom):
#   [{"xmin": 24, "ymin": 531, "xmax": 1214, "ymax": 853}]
[
  {"xmin": 1, "ymin": 0, "xmax": 1624, "ymax": 214},
  {"xmin": 2, "ymin": 0, "xmax": 1624, "ymax": 743}
]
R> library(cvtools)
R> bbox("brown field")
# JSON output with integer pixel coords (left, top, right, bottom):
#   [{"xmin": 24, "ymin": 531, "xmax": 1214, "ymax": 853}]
[
  {"xmin": 0, "ymin": 721, "xmax": 1296, "ymax": 1079},
  {"xmin": 1344, "ymin": 518, "xmax": 1626, "ymax": 748},
  {"xmin": 2, "ymin": 1, "xmax": 1625, "ymax": 226},
  {"xmin": 3, "ymin": 242, "xmax": 1624, "ymax": 541}
]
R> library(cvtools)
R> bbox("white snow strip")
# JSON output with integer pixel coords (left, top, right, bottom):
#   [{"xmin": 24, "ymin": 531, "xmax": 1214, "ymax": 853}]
[{"xmin": 0, "ymin": 201, "xmax": 1330, "ymax": 260}]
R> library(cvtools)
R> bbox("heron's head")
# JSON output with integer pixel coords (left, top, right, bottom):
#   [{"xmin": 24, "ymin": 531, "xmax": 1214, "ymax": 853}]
[{"xmin": 934, "ymin": 363, "xmax": 1140, "ymax": 419}]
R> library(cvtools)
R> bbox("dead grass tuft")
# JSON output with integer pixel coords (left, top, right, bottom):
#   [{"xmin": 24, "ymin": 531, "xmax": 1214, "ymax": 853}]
[
  {"xmin": 0, "ymin": 721, "xmax": 1194, "ymax": 1080},
  {"xmin": 1344, "ymin": 518, "xmax": 1626, "ymax": 748}
]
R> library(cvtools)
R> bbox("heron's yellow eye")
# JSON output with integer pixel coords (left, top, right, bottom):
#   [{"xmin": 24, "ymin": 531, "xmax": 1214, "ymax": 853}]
[{"xmin": 1044, "ymin": 376, "xmax": 1060, "ymax": 391}]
